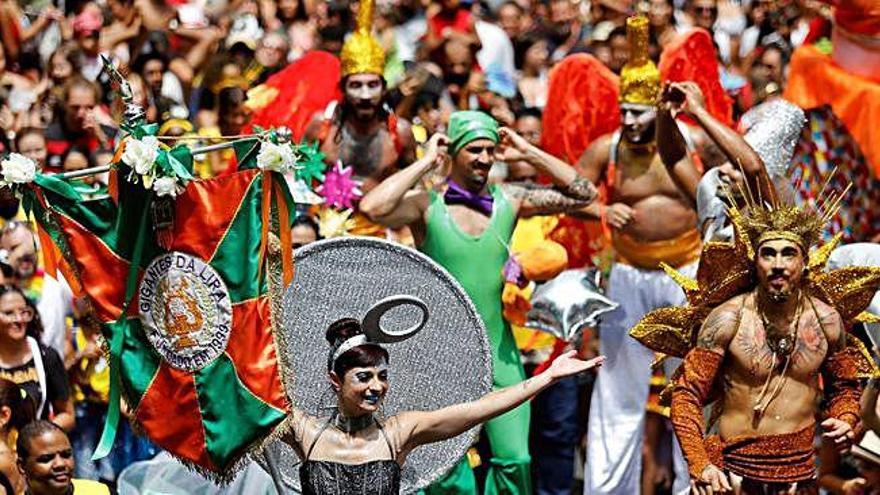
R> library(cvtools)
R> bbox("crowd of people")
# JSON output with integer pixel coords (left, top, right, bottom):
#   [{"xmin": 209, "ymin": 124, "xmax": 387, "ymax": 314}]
[{"xmin": 0, "ymin": 0, "xmax": 879, "ymax": 493}]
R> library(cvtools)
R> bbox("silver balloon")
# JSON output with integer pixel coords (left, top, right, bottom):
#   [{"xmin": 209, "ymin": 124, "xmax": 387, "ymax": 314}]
[
  {"xmin": 257, "ymin": 237, "xmax": 493, "ymax": 494},
  {"xmin": 525, "ymin": 269, "xmax": 618, "ymax": 341}
]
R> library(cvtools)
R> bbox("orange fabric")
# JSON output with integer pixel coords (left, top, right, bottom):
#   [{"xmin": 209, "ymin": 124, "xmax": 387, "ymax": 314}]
[
  {"xmin": 548, "ymin": 216, "xmax": 606, "ymax": 269},
  {"xmin": 540, "ymin": 54, "xmax": 620, "ymax": 165},
  {"xmin": 55, "ymin": 214, "xmax": 132, "ymax": 322},
  {"xmin": 258, "ymin": 171, "xmax": 272, "ymax": 275},
  {"xmin": 613, "ymin": 229, "xmax": 701, "ymax": 269},
  {"xmin": 273, "ymin": 181, "xmax": 294, "ymax": 285},
  {"xmin": 226, "ymin": 298, "xmax": 288, "ymax": 410},
  {"xmin": 539, "ymin": 55, "xmax": 619, "ymax": 270},
  {"xmin": 135, "ymin": 364, "xmax": 216, "ymax": 470},
  {"xmin": 823, "ymin": 0, "xmax": 880, "ymax": 36},
  {"xmin": 709, "ymin": 423, "xmax": 816, "ymax": 483},
  {"xmin": 784, "ymin": 44, "xmax": 880, "ymax": 177},
  {"xmin": 246, "ymin": 51, "xmax": 342, "ymax": 141},
  {"xmin": 349, "ymin": 211, "xmax": 387, "ymax": 237},
  {"xmin": 520, "ymin": 242, "xmax": 568, "ymax": 281},
  {"xmin": 171, "ymin": 170, "xmax": 260, "ymax": 262},
  {"xmin": 659, "ymin": 29, "xmax": 733, "ymax": 127},
  {"xmin": 671, "ymin": 347, "xmax": 724, "ymax": 479}
]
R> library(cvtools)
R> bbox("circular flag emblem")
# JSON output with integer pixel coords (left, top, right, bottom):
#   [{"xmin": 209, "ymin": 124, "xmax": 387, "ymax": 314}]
[{"xmin": 138, "ymin": 252, "xmax": 233, "ymax": 372}]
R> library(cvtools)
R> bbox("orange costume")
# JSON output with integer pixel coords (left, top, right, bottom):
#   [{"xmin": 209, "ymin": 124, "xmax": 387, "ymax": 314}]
[
  {"xmin": 784, "ymin": 0, "xmax": 880, "ymax": 177},
  {"xmin": 630, "ymin": 185, "xmax": 880, "ymax": 490}
]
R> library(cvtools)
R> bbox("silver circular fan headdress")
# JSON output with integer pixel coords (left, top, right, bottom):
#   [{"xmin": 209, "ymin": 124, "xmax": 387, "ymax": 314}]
[{"xmin": 257, "ymin": 237, "xmax": 493, "ymax": 494}]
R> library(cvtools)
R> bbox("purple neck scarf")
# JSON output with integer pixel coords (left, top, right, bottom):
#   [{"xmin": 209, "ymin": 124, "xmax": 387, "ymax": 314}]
[{"xmin": 443, "ymin": 179, "xmax": 494, "ymax": 216}]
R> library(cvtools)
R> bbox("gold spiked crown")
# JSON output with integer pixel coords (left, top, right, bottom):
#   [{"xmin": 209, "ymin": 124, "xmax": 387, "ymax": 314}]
[
  {"xmin": 728, "ymin": 174, "xmax": 850, "ymax": 256},
  {"xmin": 340, "ymin": 0, "xmax": 386, "ymax": 77},
  {"xmin": 619, "ymin": 15, "xmax": 661, "ymax": 105}
]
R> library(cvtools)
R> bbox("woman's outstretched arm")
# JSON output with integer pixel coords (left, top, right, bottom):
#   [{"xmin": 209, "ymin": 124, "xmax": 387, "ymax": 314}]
[{"xmin": 394, "ymin": 351, "xmax": 604, "ymax": 451}]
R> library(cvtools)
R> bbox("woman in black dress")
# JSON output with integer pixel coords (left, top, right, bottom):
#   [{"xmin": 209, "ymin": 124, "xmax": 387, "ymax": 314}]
[{"xmin": 283, "ymin": 317, "xmax": 604, "ymax": 495}]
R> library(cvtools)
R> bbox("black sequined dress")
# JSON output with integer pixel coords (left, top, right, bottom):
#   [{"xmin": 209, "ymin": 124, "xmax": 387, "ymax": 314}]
[{"xmin": 299, "ymin": 418, "xmax": 401, "ymax": 495}]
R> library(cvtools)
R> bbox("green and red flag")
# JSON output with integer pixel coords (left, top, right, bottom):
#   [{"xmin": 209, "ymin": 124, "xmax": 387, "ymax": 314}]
[{"xmin": 23, "ymin": 142, "xmax": 293, "ymax": 478}]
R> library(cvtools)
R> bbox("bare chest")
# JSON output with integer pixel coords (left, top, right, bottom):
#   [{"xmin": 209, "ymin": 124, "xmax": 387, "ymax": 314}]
[
  {"xmin": 321, "ymin": 124, "xmax": 399, "ymax": 182},
  {"xmin": 611, "ymin": 150, "xmax": 684, "ymax": 204},
  {"xmin": 727, "ymin": 310, "xmax": 828, "ymax": 383}
]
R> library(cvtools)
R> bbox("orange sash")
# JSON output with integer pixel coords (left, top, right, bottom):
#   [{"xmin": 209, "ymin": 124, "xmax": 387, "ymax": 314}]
[{"xmin": 613, "ymin": 229, "xmax": 701, "ymax": 270}]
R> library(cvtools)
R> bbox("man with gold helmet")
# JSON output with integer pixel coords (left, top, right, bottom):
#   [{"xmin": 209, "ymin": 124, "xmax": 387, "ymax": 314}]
[
  {"xmin": 572, "ymin": 13, "xmax": 773, "ymax": 494},
  {"xmin": 304, "ymin": 0, "xmax": 416, "ymax": 237},
  {"xmin": 628, "ymin": 180, "xmax": 880, "ymax": 493},
  {"xmin": 574, "ymin": 15, "xmax": 701, "ymax": 494}
]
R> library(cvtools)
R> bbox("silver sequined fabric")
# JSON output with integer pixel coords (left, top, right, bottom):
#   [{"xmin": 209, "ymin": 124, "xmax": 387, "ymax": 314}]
[
  {"xmin": 697, "ymin": 99, "xmax": 806, "ymax": 242},
  {"xmin": 257, "ymin": 237, "xmax": 493, "ymax": 494},
  {"xmin": 740, "ymin": 99, "xmax": 805, "ymax": 178}
]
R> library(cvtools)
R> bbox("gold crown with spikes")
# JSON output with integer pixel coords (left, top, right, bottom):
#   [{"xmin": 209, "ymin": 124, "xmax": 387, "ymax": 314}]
[
  {"xmin": 619, "ymin": 15, "xmax": 661, "ymax": 105},
  {"xmin": 340, "ymin": 0, "xmax": 386, "ymax": 77},
  {"xmin": 727, "ymin": 172, "xmax": 850, "ymax": 257}
]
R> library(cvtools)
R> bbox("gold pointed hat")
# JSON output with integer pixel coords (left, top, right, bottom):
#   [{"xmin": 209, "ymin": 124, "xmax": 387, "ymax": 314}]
[
  {"xmin": 619, "ymin": 15, "xmax": 661, "ymax": 105},
  {"xmin": 340, "ymin": 0, "xmax": 386, "ymax": 77}
]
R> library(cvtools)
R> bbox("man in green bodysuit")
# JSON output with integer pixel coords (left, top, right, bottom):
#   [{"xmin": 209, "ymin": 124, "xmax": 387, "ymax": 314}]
[{"xmin": 361, "ymin": 110, "xmax": 599, "ymax": 494}]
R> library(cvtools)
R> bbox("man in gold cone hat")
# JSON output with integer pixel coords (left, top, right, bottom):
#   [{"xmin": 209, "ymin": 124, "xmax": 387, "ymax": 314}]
[
  {"xmin": 573, "ymin": 15, "xmax": 766, "ymax": 494},
  {"xmin": 304, "ymin": 0, "xmax": 417, "ymax": 238}
]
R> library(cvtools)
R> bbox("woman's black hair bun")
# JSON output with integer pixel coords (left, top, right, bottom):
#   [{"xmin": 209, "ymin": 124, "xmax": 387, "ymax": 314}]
[{"xmin": 325, "ymin": 318, "xmax": 363, "ymax": 346}]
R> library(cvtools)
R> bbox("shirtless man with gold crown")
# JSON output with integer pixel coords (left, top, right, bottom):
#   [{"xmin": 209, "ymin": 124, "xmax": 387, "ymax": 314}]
[{"xmin": 631, "ymin": 179, "xmax": 880, "ymax": 494}]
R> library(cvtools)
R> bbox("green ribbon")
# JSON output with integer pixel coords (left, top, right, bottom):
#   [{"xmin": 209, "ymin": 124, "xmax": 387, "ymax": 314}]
[
  {"xmin": 121, "ymin": 122, "xmax": 160, "ymax": 140},
  {"xmin": 155, "ymin": 145, "xmax": 194, "ymax": 184},
  {"xmin": 93, "ymin": 194, "xmax": 152, "ymax": 460}
]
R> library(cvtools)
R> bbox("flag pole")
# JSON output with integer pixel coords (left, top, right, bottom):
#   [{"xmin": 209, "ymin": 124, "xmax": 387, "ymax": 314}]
[{"xmin": 56, "ymin": 136, "xmax": 273, "ymax": 180}]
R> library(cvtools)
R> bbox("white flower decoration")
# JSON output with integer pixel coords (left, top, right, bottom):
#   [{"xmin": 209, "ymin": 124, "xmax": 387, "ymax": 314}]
[
  {"xmin": 256, "ymin": 142, "xmax": 297, "ymax": 172},
  {"xmin": 153, "ymin": 176, "xmax": 179, "ymax": 197},
  {"xmin": 122, "ymin": 136, "xmax": 160, "ymax": 176},
  {"xmin": 0, "ymin": 153, "xmax": 36, "ymax": 186}
]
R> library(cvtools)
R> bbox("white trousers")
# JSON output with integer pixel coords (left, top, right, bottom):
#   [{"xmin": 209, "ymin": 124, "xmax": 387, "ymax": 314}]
[{"xmin": 585, "ymin": 262, "xmax": 695, "ymax": 495}]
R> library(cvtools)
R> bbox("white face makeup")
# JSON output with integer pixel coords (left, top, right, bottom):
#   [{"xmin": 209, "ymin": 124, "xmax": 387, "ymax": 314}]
[{"xmin": 620, "ymin": 103, "xmax": 657, "ymax": 145}]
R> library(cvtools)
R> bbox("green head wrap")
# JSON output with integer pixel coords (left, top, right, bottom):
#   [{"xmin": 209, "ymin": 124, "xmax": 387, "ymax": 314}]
[{"xmin": 447, "ymin": 111, "xmax": 499, "ymax": 156}]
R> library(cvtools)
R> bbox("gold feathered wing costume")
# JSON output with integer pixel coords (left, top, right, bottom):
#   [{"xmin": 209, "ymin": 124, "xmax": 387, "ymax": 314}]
[{"xmin": 630, "ymin": 203, "xmax": 880, "ymax": 388}]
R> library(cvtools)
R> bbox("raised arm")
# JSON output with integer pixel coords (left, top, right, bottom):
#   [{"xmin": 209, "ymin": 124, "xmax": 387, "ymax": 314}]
[
  {"xmin": 494, "ymin": 127, "xmax": 599, "ymax": 217},
  {"xmin": 393, "ymin": 351, "xmax": 603, "ymax": 454},
  {"xmin": 669, "ymin": 81, "xmax": 775, "ymax": 205},
  {"xmin": 671, "ymin": 300, "xmax": 739, "ymax": 492},
  {"xmin": 280, "ymin": 407, "xmax": 323, "ymax": 460},
  {"xmin": 359, "ymin": 134, "xmax": 446, "ymax": 229},
  {"xmin": 656, "ymin": 100, "xmax": 701, "ymax": 203}
]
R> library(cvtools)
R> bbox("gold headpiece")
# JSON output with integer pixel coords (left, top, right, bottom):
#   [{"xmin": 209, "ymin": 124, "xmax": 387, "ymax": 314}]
[
  {"xmin": 340, "ymin": 0, "xmax": 385, "ymax": 77},
  {"xmin": 628, "ymin": 173, "xmax": 880, "ymax": 386},
  {"xmin": 727, "ymin": 173, "xmax": 850, "ymax": 257},
  {"xmin": 619, "ymin": 16, "xmax": 661, "ymax": 105}
]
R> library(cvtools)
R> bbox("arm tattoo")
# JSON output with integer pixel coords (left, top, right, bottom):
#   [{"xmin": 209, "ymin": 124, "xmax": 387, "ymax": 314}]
[
  {"xmin": 816, "ymin": 306, "xmax": 846, "ymax": 352},
  {"xmin": 696, "ymin": 308, "xmax": 738, "ymax": 352},
  {"xmin": 561, "ymin": 176, "xmax": 599, "ymax": 203},
  {"xmin": 503, "ymin": 182, "xmax": 592, "ymax": 214}
]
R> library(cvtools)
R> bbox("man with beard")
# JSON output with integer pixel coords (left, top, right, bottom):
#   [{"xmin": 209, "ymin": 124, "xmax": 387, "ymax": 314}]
[
  {"xmin": 0, "ymin": 222, "xmax": 73, "ymax": 357},
  {"xmin": 576, "ymin": 16, "xmax": 704, "ymax": 495},
  {"xmin": 630, "ymin": 194, "xmax": 868, "ymax": 494},
  {"xmin": 304, "ymin": 0, "xmax": 416, "ymax": 236},
  {"xmin": 361, "ymin": 110, "xmax": 598, "ymax": 494}
]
